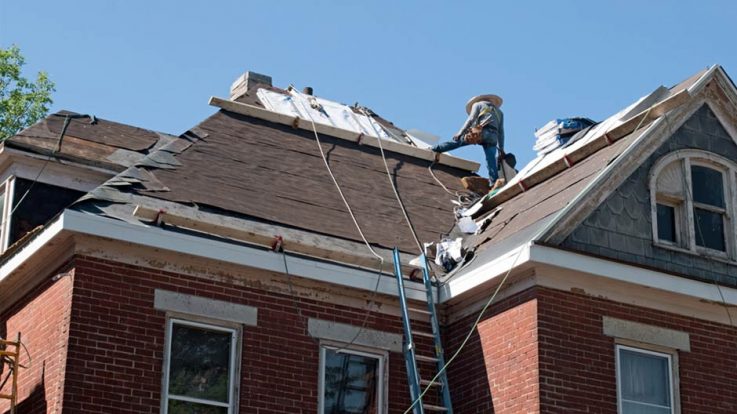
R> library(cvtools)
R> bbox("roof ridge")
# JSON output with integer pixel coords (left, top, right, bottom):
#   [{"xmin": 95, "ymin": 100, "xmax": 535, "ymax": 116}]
[{"xmin": 208, "ymin": 96, "xmax": 480, "ymax": 172}]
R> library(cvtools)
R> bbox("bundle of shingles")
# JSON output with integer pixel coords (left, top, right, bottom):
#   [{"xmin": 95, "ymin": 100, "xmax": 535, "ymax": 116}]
[{"xmin": 533, "ymin": 117, "xmax": 596, "ymax": 156}]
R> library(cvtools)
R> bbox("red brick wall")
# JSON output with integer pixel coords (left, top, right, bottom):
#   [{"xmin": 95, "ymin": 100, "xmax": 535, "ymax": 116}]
[
  {"xmin": 444, "ymin": 291, "xmax": 540, "ymax": 414},
  {"xmin": 446, "ymin": 286, "xmax": 737, "ymax": 414},
  {"xmin": 536, "ymin": 287, "xmax": 737, "ymax": 414},
  {"xmin": 64, "ymin": 255, "xmax": 424, "ymax": 413},
  {"xmin": 0, "ymin": 265, "xmax": 74, "ymax": 414}
]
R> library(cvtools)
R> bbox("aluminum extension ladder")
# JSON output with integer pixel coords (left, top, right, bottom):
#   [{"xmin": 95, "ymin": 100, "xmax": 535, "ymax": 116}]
[
  {"xmin": 0, "ymin": 333, "xmax": 21, "ymax": 414},
  {"xmin": 393, "ymin": 248, "xmax": 453, "ymax": 414}
]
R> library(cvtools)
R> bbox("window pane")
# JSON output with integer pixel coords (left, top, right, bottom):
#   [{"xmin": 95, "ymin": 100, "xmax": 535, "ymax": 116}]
[
  {"xmin": 656, "ymin": 204, "xmax": 676, "ymax": 243},
  {"xmin": 691, "ymin": 165, "xmax": 724, "ymax": 208},
  {"xmin": 622, "ymin": 401, "xmax": 671, "ymax": 414},
  {"xmin": 619, "ymin": 349, "xmax": 671, "ymax": 408},
  {"xmin": 323, "ymin": 349, "xmax": 379, "ymax": 414},
  {"xmin": 694, "ymin": 208, "xmax": 725, "ymax": 251},
  {"xmin": 169, "ymin": 324, "xmax": 232, "ymax": 403},
  {"xmin": 168, "ymin": 399, "xmax": 228, "ymax": 414}
]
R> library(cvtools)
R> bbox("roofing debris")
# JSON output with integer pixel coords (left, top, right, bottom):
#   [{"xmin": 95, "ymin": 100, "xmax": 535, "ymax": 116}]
[
  {"xmin": 429, "ymin": 67, "xmax": 715, "ymax": 277},
  {"xmin": 5, "ymin": 110, "xmax": 178, "ymax": 172}
]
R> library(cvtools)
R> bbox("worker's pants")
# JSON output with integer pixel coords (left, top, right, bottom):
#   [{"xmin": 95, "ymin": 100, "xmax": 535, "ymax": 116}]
[{"xmin": 432, "ymin": 139, "xmax": 498, "ymax": 181}]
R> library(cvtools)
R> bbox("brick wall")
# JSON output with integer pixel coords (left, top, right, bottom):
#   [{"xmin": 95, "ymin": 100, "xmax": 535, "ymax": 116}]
[
  {"xmin": 444, "ymin": 290, "xmax": 540, "ymax": 414},
  {"xmin": 0, "ymin": 265, "xmax": 74, "ymax": 414},
  {"xmin": 446, "ymin": 285, "xmax": 737, "ymax": 414},
  {"xmin": 536, "ymin": 287, "xmax": 737, "ymax": 414},
  {"xmin": 64, "ymin": 255, "xmax": 423, "ymax": 413}
]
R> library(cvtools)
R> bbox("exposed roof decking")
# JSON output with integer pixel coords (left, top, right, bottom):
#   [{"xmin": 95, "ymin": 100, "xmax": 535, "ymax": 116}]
[{"xmin": 5, "ymin": 110, "xmax": 175, "ymax": 171}]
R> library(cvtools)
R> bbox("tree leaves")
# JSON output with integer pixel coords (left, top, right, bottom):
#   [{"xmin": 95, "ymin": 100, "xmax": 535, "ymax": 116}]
[{"xmin": 0, "ymin": 45, "xmax": 55, "ymax": 140}]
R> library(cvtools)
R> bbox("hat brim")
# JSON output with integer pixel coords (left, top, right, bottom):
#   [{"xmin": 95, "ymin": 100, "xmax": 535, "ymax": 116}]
[{"xmin": 466, "ymin": 94, "xmax": 503, "ymax": 114}]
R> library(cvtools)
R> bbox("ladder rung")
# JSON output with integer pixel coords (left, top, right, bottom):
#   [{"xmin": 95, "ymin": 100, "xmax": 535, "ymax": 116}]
[
  {"xmin": 412, "ymin": 330, "xmax": 434, "ymax": 338},
  {"xmin": 0, "ymin": 350, "xmax": 18, "ymax": 357},
  {"xmin": 415, "ymin": 355, "xmax": 439, "ymax": 363},
  {"xmin": 421, "ymin": 379, "xmax": 443, "ymax": 387},
  {"xmin": 422, "ymin": 403, "xmax": 449, "ymax": 412},
  {"xmin": 408, "ymin": 306, "xmax": 431, "ymax": 315},
  {"xmin": 0, "ymin": 394, "xmax": 13, "ymax": 400}
]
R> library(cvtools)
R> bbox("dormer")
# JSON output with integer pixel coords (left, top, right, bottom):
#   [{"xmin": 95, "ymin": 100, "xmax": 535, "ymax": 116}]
[{"xmin": 0, "ymin": 111, "xmax": 175, "ymax": 251}]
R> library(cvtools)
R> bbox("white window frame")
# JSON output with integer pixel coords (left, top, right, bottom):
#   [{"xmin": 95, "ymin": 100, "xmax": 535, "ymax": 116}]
[
  {"xmin": 162, "ymin": 318, "xmax": 240, "ymax": 414},
  {"xmin": 0, "ymin": 176, "xmax": 15, "ymax": 252},
  {"xmin": 615, "ymin": 344, "xmax": 677, "ymax": 414},
  {"xmin": 650, "ymin": 150, "xmax": 736, "ymax": 259},
  {"xmin": 318, "ymin": 342, "xmax": 387, "ymax": 414}
]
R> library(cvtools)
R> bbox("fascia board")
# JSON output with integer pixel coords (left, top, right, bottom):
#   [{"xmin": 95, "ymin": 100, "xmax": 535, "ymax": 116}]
[
  {"xmin": 438, "ymin": 241, "xmax": 737, "ymax": 307},
  {"xmin": 528, "ymin": 244, "xmax": 737, "ymax": 306},
  {"xmin": 60, "ymin": 210, "xmax": 428, "ymax": 301},
  {"xmin": 438, "ymin": 243, "xmax": 532, "ymax": 302},
  {"xmin": 0, "ymin": 216, "xmax": 65, "ymax": 284}
]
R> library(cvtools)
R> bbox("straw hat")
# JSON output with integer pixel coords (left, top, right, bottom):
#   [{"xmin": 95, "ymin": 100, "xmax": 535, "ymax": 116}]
[{"xmin": 465, "ymin": 94, "xmax": 503, "ymax": 114}]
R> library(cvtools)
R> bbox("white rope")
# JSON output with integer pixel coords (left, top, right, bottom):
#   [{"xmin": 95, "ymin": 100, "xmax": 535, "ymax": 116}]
[
  {"xmin": 289, "ymin": 88, "xmax": 385, "ymax": 264},
  {"xmin": 359, "ymin": 108, "xmax": 424, "ymax": 255}
]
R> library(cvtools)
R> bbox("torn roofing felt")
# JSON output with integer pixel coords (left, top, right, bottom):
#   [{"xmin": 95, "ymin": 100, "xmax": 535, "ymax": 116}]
[
  {"xmin": 73, "ymin": 108, "xmax": 470, "ymax": 254},
  {"xmin": 5, "ymin": 110, "xmax": 178, "ymax": 172}
]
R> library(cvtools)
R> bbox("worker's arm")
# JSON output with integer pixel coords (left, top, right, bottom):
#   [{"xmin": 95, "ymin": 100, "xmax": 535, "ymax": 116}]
[{"xmin": 454, "ymin": 102, "xmax": 482, "ymax": 139}]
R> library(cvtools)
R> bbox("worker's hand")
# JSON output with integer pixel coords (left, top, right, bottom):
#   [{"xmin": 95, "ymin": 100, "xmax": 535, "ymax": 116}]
[{"xmin": 452, "ymin": 134, "xmax": 461, "ymax": 142}]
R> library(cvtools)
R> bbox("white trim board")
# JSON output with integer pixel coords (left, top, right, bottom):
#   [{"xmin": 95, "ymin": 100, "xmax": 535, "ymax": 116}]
[
  {"xmin": 440, "ymin": 242, "xmax": 737, "ymax": 310},
  {"xmin": 0, "ymin": 210, "xmax": 429, "ymax": 303}
]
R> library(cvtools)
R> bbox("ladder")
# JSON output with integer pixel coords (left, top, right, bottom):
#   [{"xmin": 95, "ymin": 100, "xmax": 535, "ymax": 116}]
[
  {"xmin": 0, "ymin": 333, "xmax": 21, "ymax": 414},
  {"xmin": 393, "ymin": 248, "xmax": 453, "ymax": 414}
]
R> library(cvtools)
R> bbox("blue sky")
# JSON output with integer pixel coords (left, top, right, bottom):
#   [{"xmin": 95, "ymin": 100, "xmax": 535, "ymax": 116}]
[{"xmin": 2, "ymin": 1, "xmax": 736, "ymax": 175}]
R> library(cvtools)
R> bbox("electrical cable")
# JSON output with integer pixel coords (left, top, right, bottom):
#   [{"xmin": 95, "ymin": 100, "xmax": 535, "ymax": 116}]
[{"xmin": 1, "ymin": 114, "xmax": 95, "ymax": 232}]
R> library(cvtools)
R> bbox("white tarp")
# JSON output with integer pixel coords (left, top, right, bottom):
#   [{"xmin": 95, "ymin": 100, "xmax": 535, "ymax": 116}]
[{"xmin": 257, "ymin": 88, "xmax": 394, "ymax": 141}]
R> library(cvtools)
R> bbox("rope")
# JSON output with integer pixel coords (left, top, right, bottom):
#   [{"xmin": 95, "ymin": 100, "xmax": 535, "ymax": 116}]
[
  {"xmin": 403, "ymin": 245, "xmax": 526, "ymax": 414},
  {"xmin": 359, "ymin": 108, "xmax": 424, "ymax": 255},
  {"xmin": 289, "ymin": 89, "xmax": 385, "ymax": 264},
  {"xmin": 286, "ymin": 88, "xmax": 389, "ymax": 353},
  {"xmin": 402, "ymin": 98, "xmax": 661, "ymax": 413}
]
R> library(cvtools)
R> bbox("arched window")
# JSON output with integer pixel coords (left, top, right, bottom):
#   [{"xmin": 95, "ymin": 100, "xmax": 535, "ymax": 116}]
[{"xmin": 650, "ymin": 150, "xmax": 735, "ymax": 258}]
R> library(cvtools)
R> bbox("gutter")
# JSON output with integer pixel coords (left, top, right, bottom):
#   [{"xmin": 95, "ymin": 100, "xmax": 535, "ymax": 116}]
[
  {"xmin": 438, "ymin": 242, "xmax": 737, "ymax": 307},
  {"xmin": 0, "ymin": 210, "xmax": 429, "ymax": 302}
]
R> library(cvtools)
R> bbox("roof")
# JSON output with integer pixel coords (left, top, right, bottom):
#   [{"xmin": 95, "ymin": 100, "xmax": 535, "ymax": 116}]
[
  {"xmin": 73, "ymin": 107, "xmax": 472, "ymax": 255},
  {"xmin": 4, "ymin": 110, "xmax": 177, "ymax": 172},
  {"xmin": 451, "ymin": 65, "xmax": 730, "ymax": 278}
]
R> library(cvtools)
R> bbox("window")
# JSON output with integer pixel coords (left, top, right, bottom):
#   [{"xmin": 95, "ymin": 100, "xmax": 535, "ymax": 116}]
[
  {"xmin": 650, "ymin": 151, "xmax": 735, "ymax": 258},
  {"xmin": 616, "ymin": 345, "xmax": 675, "ymax": 414},
  {"xmin": 0, "ymin": 176, "xmax": 85, "ymax": 252},
  {"xmin": 163, "ymin": 319, "xmax": 239, "ymax": 414},
  {"xmin": 319, "ymin": 344, "xmax": 385, "ymax": 414}
]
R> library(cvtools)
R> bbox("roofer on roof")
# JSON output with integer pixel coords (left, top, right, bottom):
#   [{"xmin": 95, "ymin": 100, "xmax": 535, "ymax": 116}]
[{"xmin": 432, "ymin": 94, "xmax": 505, "ymax": 183}]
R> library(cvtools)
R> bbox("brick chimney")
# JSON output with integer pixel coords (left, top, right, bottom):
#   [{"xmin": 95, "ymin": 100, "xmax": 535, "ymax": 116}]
[{"xmin": 229, "ymin": 71, "xmax": 272, "ymax": 100}]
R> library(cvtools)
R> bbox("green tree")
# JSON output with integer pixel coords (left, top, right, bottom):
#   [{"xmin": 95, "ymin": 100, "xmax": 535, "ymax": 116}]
[{"xmin": 0, "ymin": 45, "xmax": 55, "ymax": 140}]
